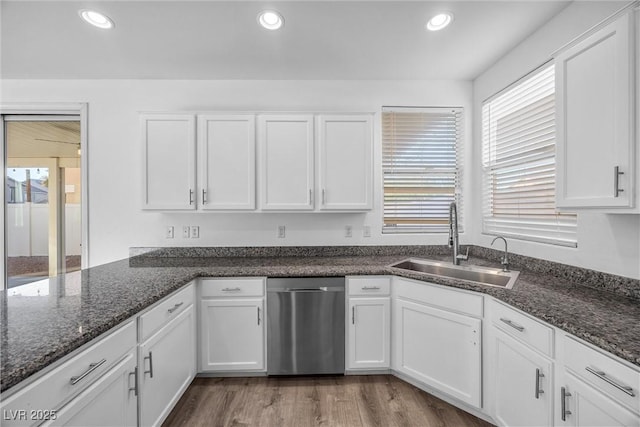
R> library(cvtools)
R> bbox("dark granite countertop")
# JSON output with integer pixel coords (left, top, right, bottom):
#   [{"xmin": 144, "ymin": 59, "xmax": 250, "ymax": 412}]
[{"xmin": 2, "ymin": 245, "xmax": 639, "ymax": 393}]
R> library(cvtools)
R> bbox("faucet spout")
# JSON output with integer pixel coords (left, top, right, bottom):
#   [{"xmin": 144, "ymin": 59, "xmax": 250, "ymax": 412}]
[
  {"xmin": 449, "ymin": 202, "xmax": 467, "ymax": 265},
  {"xmin": 491, "ymin": 236, "xmax": 510, "ymax": 272}
]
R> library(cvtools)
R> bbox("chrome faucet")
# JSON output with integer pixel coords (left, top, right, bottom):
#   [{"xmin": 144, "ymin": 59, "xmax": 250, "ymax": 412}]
[
  {"xmin": 448, "ymin": 202, "xmax": 468, "ymax": 265},
  {"xmin": 491, "ymin": 236, "xmax": 510, "ymax": 272}
]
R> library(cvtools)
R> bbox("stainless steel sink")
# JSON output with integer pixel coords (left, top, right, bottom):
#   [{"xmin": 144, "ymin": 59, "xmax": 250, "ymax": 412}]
[{"xmin": 389, "ymin": 258, "xmax": 519, "ymax": 289}]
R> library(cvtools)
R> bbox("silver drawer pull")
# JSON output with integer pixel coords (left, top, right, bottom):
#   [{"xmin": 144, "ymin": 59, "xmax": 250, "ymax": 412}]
[
  {"xmin": 500, "ymin": 318, "xmax": 525, "ymax": 332},
  {"xmin": 614, "ymin": 166, "xmax": 624, "ymax": 197},
  {"xmin": 586, "ymin": 366, "xmax": 635, "ymax": 396},
  {"xmin": 561, "ymin": 387, "xmax": 572, "ymax": 421},
  {"xmin": 129, "ymin": 367, "xmax": 138, "ymax": 396},
  {"xmin": 222, "ymin": 287, "xmax": 241, "ymax": 292},
  {"xmin": 535, "ymin": 368, "xmax": 545, "ymax": 399},
  {"xmin": 362, "ymin": 286, "xmax": 381, "ymax": 290},
  {"xmin": 70, "ymin": 358, "xmax": 107, "ymax": 385},
  {"xmin": 167, "ymin": 302, "xmax": 184, "ymax": 313},
  {"xmin": 144, "ymin": 352, "xmax": 154, "ymax": 378}
]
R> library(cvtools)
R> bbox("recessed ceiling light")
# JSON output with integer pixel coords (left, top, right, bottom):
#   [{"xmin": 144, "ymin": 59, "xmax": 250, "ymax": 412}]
[
  {"xmin": 258, "ymin": 10, "xmax": 284, "ymax": 30},
  {"xmin": 79, "ymin": 9, "xmax": 114, "ymax": 29},
  {"xmin": 426, "ymin": 12, "xmax": 453, "ymax": 31}
]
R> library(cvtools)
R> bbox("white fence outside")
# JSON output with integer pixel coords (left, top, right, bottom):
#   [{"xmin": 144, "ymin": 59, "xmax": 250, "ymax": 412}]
[{"xmin": 7, "ymin": 203, "xmax": 81, "ymax": 256}]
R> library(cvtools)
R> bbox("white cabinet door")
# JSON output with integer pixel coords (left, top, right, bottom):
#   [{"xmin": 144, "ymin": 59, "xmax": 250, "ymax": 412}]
[
  {"xmin": 317, "ymin": 115, "xmax": 372, "ymax": 210},
  {"xmin": 393, "ymin": 298, "xmax": 482, "ymax": 407},
  {"xmin": 141, "ymin": 114, "xmax": 196, "ymax": 210},
  {"xmin": 198, "ymin": 115, "xmax": 256, "ymax": 210},
  {"xmin": 44, "ymin": 352, "xmax": 137, "ymax": 427},
  {"xmin": 139, "ymin": 305, "xmax": 196, "ymax": 427},
  {"xmin": 558, "ymin": 373, "xmax": 640, "ymax": 427},
  {"xmin": 200, "ymin": 298, "xmax": 265, "ymax": 371},
  {"xmin": 258, "ymin": 114, "xmax": 314, "ymax": 210},
  {"xmin": 490, "ymin": 327, "xmax": 553, "ymax": 427},
  {"xmin": 555, "ymin": 13, "xmax": 635, "ymax": 209},
  {"xmin": 347, "ymin": 297, "xmax": 390, "ymax": 370}
]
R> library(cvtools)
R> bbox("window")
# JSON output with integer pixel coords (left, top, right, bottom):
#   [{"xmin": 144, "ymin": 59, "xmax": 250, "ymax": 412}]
[
  {"xmin": 382, "ymin": 107, "xmax": 462, "ymax": 233},
  {"xmin": 482, "ymin": 64, "xmax": 577, "ymax": 247}
]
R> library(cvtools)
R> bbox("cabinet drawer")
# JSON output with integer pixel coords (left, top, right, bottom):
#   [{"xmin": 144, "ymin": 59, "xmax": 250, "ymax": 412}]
[
  {"xmin": 1, "ymin": 321, "xmax": 136, "ymax": 427},
  {"xmin": 200, "ymin": 278, "xmax": 265, "ymax": 298},
  {"xmin": 139, "ymin": 283, "xmax": 194, "ymax": 341},
  {"xmin": 393, "ymin": 277, "xmax": 483, "ymax": 317},
  {"xmin": 563, "ymin": 335, "xmax": 640, "ymax": 413},
  {"xmin": 347, "ymin": 276, "xmax": 390, "ymax": 296},
  {"xmin": 488, "ymin": 299, "xmax": 553, "ymax": 357}
]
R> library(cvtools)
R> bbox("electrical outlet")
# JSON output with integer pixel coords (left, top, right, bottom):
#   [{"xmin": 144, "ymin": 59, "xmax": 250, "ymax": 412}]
[
  {"xmin": 166, "ymin": 226, "xmax": 174, "ymax": 239},
  {"xmin": 277, "ymin": 225, "xmax": 286, "ymax": 238},
  {"xmin": 191, "ymin": 226, "xmax": 199, "ymax": 238},
  {"xmin": 182, "ymin": 226, "xmax": 190, "ymax": 239},
  {"xmin": 345, "ymin": 225, "xmax": 353, "ymax": 238},
  {"xmin": 363, "ymin": 225, "xmax": 371, "ymax": 238}
]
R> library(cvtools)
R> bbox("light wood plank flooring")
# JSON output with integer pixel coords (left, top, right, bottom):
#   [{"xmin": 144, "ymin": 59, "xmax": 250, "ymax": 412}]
[{"xmin": 163, "ymin": 375, "xmax": 494, "ymax": 427}]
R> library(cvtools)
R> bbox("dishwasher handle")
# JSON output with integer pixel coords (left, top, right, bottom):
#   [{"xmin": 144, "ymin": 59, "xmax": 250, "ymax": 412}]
[{"xmin": 284, "ymin": 287, "xmax": 329, "ymax": 292}]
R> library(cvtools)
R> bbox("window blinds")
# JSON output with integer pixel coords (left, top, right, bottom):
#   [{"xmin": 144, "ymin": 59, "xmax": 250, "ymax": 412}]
[
  {"xmin": 482, "ymin": 64, "xmax": 577, "ymax": 247},
  {"xmin": 382, "ymin": 107, "xmax": 462, "ymax": 233}
]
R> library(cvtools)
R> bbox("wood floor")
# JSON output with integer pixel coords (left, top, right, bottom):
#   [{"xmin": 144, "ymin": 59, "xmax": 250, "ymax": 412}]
[{"xmin": 163, "ymin": 375, "xmax": 494, "ymax": 427}]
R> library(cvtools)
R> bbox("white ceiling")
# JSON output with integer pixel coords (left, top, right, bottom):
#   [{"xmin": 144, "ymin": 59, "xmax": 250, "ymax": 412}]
[{"xmin": 1, "ymin": 0, "xmax": 573, "ymax": 80}]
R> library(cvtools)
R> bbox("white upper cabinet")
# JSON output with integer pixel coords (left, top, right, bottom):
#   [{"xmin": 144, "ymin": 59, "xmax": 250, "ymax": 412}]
[
  {"xmin": 258, "ymin": 114, "xmax": 315, "ymax": 210},
  {"xmin": 141, "ymin": 114, "xmax": 196, "ymax": 210},
  {"xmin": 317, "ymin": 115, "xmax": 373, "ymax": 211},
  {"xmin": 198, "ymin": 115, "xmax": 256, "ymax": 210},
  {"xmin": 142, "ymin": 111, "xmax": 374, "ymax": 212},
  {"xmin": 555, "ymin": 11, "xmax": 637, "ymax": 210}
]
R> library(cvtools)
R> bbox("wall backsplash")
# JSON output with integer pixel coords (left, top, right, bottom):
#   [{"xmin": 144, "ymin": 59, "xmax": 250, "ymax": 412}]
[{"xmin": 130, "ymin": 245, "xmax": 640, "ymax": 301}]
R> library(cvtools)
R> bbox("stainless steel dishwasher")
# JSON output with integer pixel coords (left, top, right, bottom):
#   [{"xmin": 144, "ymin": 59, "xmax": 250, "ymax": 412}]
[{"xmin": 267, "ymin": 277, "xmax": 345, "ymax": 375}]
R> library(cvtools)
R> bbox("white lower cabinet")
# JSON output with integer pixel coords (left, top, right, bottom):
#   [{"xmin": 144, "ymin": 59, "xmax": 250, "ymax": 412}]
[
  {"xmin": 138, "ymin": 304, "xmax": 196, "ymax": 427},
  {"xmin": 44, "ymin": 352, "xmax": 137, "ymax": 427},
  {"xmin": 0, "ymin": 321, "xmax": 137, "ymax": 427},
  {"xmin": 346, "ymin": 276, "xmax": 391, "ymax": 371},
  {"xmin": 490, "ymin": 327, "xmax": 553, "ymax": 426},
  {"xmin": 559, "ymin": 373, "xmax": 639, "ymax": 427},
  {"xmin": 199, "ymin": 278, "xmax": 266, "ymax": 372},
  {"xmin": 556, "ymin": 334, "xmax": 640, "ymax": 426},
  {"xmin": 392, "ymin": 278, "xmax": 482, "ymax": 408}
]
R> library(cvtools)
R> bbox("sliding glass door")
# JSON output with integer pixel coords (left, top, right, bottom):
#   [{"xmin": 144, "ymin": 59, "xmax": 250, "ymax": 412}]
[{"xmin": 4, "ymin": 116, "xmax": 82, "ymax": 288}]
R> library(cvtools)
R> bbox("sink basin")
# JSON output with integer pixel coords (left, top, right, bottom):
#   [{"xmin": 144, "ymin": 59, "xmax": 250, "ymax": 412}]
[{"xmin": 389, "ymin": 258, "xmax": 519, "ymax": 289}]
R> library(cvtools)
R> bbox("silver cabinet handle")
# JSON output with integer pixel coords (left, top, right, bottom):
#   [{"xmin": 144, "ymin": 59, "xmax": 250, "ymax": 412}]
[
  {"xmin": 70, "ymin": 358, "xmax": 107, "ymax": 385},
  {"xmin": 167, "ymin": 302, "xmax": 184, "ymax": 313},
  {"xmin": 222, "ymin": 287, "xmax": 241, "ymax": 292},
  {"xmin": 500, "ymin": 318, "xmax": 525, "ymax": 332},
  {"xmin": 202, "ymin": 189, "xmax": 207, "ymax": 204},
  {"xmin": 144, "ymin": 352, "xmax": 154, "ymax": 378},
  {"xmin": 322, "ymin": 189, "xmax": 326, "ymax": 205},
  {"xmin": 352, "ymin": 306, "xmax": 355, "ymax": 324},
  {"xmin": 561, "ymin": 386, "xmax": 572, "ymax": 421},
  {"xmin": 129, "ymin": 367, "xmax": 138, "ymax": 396},
  {"xmin": 614, "ymin": 166, "xmax": 624, "ymax": 197},
  {"xmin": 189, "ymin": 189, "xmax": 194, "ymax": 205},
  {"xmin": 362, "ymin": 286, "xmax": 380, "ymax": 290},
  {"xmin": 586, "ymin": 366, "xmax": 635, "ymax": 396},
  {"xmin": 309, "ymin": 189, "xmax": 312, "ymax": 204},
  {"xmin": 257, "ymin": 307, "xmax": 261, "ymax": 325},
  {"xmin": 535, "ymin": 368, "xmax": 545, "ymax": 399}
]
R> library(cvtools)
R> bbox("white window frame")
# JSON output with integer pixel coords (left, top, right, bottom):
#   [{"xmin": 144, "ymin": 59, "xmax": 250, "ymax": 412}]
[
  {"xmin": 382, "ymin": 106, "xmax": 463, "ymax": 234},
  {"xmin": 481, "ymin": 64, "xmax": 577, "ymax": 247}
]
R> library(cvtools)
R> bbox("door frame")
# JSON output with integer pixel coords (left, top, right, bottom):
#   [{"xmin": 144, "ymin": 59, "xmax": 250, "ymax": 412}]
[{"xmin": 1, "ymin": 103, "xmax": 89, "ymax": 288}]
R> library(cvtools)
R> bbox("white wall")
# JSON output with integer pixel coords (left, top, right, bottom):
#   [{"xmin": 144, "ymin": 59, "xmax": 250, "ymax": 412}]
[
  {"xmin": 472, "ymin": 0, "xmax": 640, "ymax": 279},
  {"xmin": 0, "ymin": 79, "xmax": 473, "ymax": 267}
]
